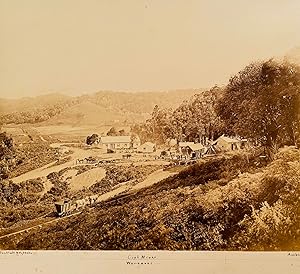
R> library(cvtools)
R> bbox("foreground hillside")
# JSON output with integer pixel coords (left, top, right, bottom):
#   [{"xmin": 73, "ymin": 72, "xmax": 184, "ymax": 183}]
[{"xmin": 6, "ymin": 147, "xmax": 299, "ymax": 250}]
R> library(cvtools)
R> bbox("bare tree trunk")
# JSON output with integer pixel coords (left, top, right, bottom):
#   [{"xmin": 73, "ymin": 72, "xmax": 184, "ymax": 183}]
[{"xmin": 266, "ymin": 136, "xmax": 278, "ymax": 161}]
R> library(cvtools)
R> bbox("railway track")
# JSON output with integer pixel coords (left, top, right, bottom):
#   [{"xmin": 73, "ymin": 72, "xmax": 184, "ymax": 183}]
[
  {"xmin": 0, "ymin": 189, "xmax": 139, "ymax": 241},
  {"xmin": 0, "ymin": 170, "xmax": 177, "ymax": 242},
  {"xmin": 1, "ymin": 188, "xmax": 157, "ymax": 241},
  {"xmin": 0, "ymin": 188, "xmax": 144, "ymax": 241},
  {"xmin": 0, "ymin": 211, "xmax": 82, "ymax": 240}
]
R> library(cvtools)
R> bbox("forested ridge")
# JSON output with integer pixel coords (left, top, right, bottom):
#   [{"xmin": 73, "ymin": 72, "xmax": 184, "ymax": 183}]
[
  {"xmin": 0, "ymin": 89, "xmax": 202, "ymax": 125},
  {"xmin": 133, "ymin": 59, "xmax": 300, "ymax": 155}
]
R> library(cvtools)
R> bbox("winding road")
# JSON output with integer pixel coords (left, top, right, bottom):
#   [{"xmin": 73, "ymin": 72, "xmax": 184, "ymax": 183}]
[
  {"xmin": 11, "ymin": 144, "xmax": 98, "ymax": 183},
  {"xmin": 1, "ymin": 143, "xmax": 177, "ymax": 242}
]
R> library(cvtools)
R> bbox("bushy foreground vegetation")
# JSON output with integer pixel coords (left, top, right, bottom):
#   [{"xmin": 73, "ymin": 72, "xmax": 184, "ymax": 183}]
[
  {"xmin": 0, "ymin": 163, "xmax": 162, "ymax": 232},
  {"xmin": 0, "ymin": 178, "xmax": 51, "ymax": 229},
  {"xmin": 89, "ymin": 164, "xmax": 162, "ymax": 195},
  {"xmin": 7, "ymin": 147, "xmax": 298, "ymax": 250},
  {"xmin": 0, "ymin": 132, "xmax": 57, "ymax": 180}
]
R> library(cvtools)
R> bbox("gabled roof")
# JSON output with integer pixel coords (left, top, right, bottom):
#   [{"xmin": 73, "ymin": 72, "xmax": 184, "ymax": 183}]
[
  {"xmin": 131, "ymin": 135, "xmax": 140, "ymax": 142},
  {"xmin": 216, "ymin": 135, "xmax": 241, "ymax": 143},
  {"xmin": 187, "ymin": 143, "xmax": 205, "ymax": 151},
  {"xmin": 55, "ymin": 199, "xmax": 70, "ymax": 205},
  {"xmin": 179, "ymin": 142, "xmax": 195, "ymax": 147},
  {"xmin": 139, "ymin": 142, "xmax": 155, "ymax": 148},
  {"xmin": 100, "ymin": 136, "xmax": 131, "ymax": 144}
]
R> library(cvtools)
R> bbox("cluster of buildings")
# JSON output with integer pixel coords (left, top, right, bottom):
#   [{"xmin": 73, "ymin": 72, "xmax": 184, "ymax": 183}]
[
  {"xmin": 90, "ymin": 135, "xmax": 157, "ymax": 153},
  {"xmin": 173, "ymin": 135, "xmax": 248, "ymax": 159},
  {"xmin": 88, "ymin": 133, "xmax": 248, "ymax": 160}
]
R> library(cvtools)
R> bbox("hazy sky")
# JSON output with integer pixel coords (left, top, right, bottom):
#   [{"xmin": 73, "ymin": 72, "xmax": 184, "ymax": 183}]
[{"xmin": 1, "ymin": 0, "xmax": 300, "ymax": 98}]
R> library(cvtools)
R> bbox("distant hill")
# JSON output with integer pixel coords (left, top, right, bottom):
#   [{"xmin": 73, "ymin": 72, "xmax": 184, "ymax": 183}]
[
  {"xmin": 41, "ymin": 101, "xmax": 146, "ymax": 126},
  {"xmin": 0, "ymin": 89, "xmax": 203, "ymax": 125},
  {"xmin": 0, "ymin": 93, "xmax": 74, "ymax": 114},
  {"xmin": 82, "ymin": 89, "xmax": 203, "ymax": 114}
]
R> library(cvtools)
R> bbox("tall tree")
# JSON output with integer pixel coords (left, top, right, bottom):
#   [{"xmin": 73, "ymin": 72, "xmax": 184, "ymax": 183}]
[
  {"xmin": 86, "ymin": 134, "xmax": 99, "ymax": 145},
  {"xmin": 106, "ymin": 127, "xmax": 118, "ymax": 136},
  {"xmin": 217, "ymin": 59, "xmax": 300, "ymax": 156},
  {"xmin": 0, "ymin": 132, "xmax": 15, "ymax": 180},
  {"xmin": 145, "ymin": 105, "xmax": 174, "ymax": 144},
  {"xmin": 172, "ymin": 86, "xmax": 223, "ymax": 143}
]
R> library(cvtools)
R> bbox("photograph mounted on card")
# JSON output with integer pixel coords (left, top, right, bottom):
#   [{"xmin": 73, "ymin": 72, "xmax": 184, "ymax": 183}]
[{"xmin": 0, "ymin": 1, "xmax": 300, "ymax": 273}]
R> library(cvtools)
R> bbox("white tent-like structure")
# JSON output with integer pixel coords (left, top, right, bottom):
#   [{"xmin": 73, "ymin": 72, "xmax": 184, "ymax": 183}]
[{"xmin": 137, "ymin": 142, "xmax": 156, "ymax": 153}]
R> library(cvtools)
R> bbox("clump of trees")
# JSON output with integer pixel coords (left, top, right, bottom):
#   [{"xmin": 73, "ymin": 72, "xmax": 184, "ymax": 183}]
[
  {"xmin": 132, "ymin": 86, "xmax": 223, "ymax": 144},
  {"xmin": 172, "ymin": 86, "xmax": 223, "ymax": 143},
  {"xmin": 106, "ymin": 127, "xmax": 127, "ymax": 136},
  {"xmin": 217, "ymin": 59, "xmax": 300, "ymax": 156},
  {"xmin": 0, "ymin": 178, "xmax": 44, "ymax": 207},
  {"xmin": 133, "ymin": 59, "xmax": 300, "ymax": 155},
  {"xmin": 86, "ymin": 134, "xmax": 99, "ymax": 145},
  {"xmin": 0, "ymin": 131, "xmax": 57, "ymax": 180},
  {"xmin": 0, "ymin": 132, "xmax": 16, "ymax": 180}
]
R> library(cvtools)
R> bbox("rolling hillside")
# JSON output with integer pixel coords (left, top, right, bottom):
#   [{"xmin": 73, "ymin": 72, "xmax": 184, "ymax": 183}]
[
  {"xmin": 39, "ymin": 101, "xmax": 145, "ymax": 126},
  {"xmin": 0, "ymin": 93, "xmax": 74, "ymax": 114},
  {"xmin": 0, "ymin": 89, "xmax": 203, "ymax": 126}
]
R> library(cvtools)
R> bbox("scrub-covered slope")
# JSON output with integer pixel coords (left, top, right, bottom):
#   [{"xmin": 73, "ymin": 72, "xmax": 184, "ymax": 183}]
[{"xmin": 9, "ymin": 147, "xmax": 300, "ymax": 250}]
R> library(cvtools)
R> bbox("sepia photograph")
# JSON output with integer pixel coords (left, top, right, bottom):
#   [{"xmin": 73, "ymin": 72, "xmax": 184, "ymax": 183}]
[{"xmin": 0, "ymin": 2, "xmax": 300, "ymax": 270}]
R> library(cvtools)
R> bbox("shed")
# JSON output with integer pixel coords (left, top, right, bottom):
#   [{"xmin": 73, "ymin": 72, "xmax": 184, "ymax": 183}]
[
  {"xmin": 214, "ymin": 135, "xmax": 246, "ymax": 152},
  {"xmin": 137, "ymin": 142, "xmax": 156, "ymax": 153},
  {"xmin": 182, "ymin": 143, "xmax": 205, "ymax": 159},
  {"xmin": 178, "ymin": 142, "xmax": 195, "ymax": 153}
]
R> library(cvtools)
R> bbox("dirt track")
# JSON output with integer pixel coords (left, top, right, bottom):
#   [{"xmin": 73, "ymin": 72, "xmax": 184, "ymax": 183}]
[
  {"xmin": 132, "ymin": 169, "xmax": 176, "ymax": 190},
  {"xmin": 11, "ymin": 143, "xmax": 99, "ymax": 183},
  {"xmin": 0, "ymin": 169, "xmax": 177, "ymax": 241}
]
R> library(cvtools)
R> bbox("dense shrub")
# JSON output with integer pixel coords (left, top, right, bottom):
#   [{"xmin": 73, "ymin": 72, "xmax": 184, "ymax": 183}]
[
  {"xmin": 0, "ymin": 178, "xmax": 44, "ymax": 206},
  {"xmin": 8, "ymin": 143, "xmax": 57, "ymax": 178},
  {"xmin": 0, "ymin": 178, "xmax": 50, "ymax": 229},
  {"xmin": 89, "ymin": 164, "xmax": 162, "ymax": 195},
  {"xmin": 46, "ymin": 171, "xmax": 70, "ymax": 198}
]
